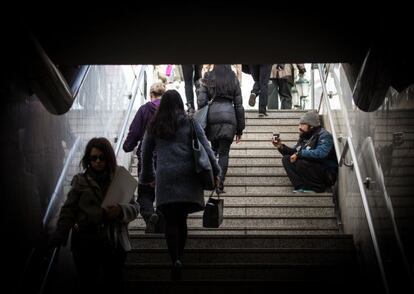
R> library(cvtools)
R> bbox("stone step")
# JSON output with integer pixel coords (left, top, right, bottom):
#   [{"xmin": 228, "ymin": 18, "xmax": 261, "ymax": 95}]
[
  {"xmin": 124, "ymin": 280, "xmax": 362, "ymax": 294},
  {"xmin": 201, "ymin": 195, "xmax": 334, "ymax": 206},
  {"xmin": 189, "ymin": 205, "xmax": 335, "ymax": 218},
  {"xmin": 244, "ymin": 110, "xmax": 306, "ymax": 119},
  {"xmin": 229, "ymin": 156, "xmax": 282, "ymax": 165},
  {"xmin": 230, "ymin": 148, "xmax": 280, "ymax": 156},
  {"xmin": 240, "ymin": 133, "xmax": 299, "ymax": 140},
  {"xmin": 127, "ymin": 248, "xmax": 355, "ymax": 264},
  {"xmin": 245, "ymin": 125, "xmax": 298, "ymax": 133},
  {"xmin": 245, "ymin": 118, "xmax": 299, "ymax": 125},
  {"xmin": 130, "ymin": 216, "xmax": 338, "ymax": 229},
  {"xmin": 124, "ymin": 263, "xmax": 355, "ymax": 282},
  {"xmin": 225, "ymin": 175, "xmax": 292, "ymax": 185},
  {"xmin": 129, "ymin": 234, "xmax": 354, "ymax": 250},
  {"xmin": 203, "ymin": 186, "xmax": 333, "ymax": 195},
  {"xmin": 231, "ymin": 140, "xmax": 296, "ymax": 148},
  {"xmin": 130, "ymin": 227, "xmax": 340, "ymax": 235},
  {"xmin": 227, "ymin": 166, "xmax": 286, "ymax": 174}
]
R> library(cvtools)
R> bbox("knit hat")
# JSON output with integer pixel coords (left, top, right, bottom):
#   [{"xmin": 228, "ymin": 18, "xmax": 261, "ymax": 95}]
[{"xmin": 299, "ymin": 110, "xmax": 320, "ymax": 127}]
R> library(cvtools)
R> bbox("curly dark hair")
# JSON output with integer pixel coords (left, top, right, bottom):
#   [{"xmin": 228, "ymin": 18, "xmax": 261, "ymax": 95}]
[{"xmin": 81, "ymin": 137, "xmax": 117, "ymax": 174}]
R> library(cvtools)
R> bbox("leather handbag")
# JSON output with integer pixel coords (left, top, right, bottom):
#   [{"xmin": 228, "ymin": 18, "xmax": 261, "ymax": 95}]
[
  {"xmin": 193, "ymin": 87, "xmax": 216, "ymax": 129},
  {"xmin": 189, "ymin": 118, "xmax": 215, "ymax": 190},
  {"xmin": 203, "ymin": 190, "xmax": 224, "ymax": 228}
]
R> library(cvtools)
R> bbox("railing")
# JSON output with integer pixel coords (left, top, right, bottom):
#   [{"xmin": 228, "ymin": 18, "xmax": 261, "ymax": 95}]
[
  {"xmin": 30, "ymin": 65, "xmax": 148, "ymax": 294},
  {"xmin": 317, "ymin": 63, "xmax": 414, "ymax": 293},
  {"xmin": 115, "ymin": 65, "xmax": 147, "ymax": 156},
  {"xmin": 42, "ymin": 137, "xmax": 81, "ymax": 227}
]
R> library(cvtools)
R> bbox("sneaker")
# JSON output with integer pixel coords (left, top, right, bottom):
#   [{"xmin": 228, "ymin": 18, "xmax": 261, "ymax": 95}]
[
  {"xmin": 301, "ymin": 189, "xmax": 316, "ymax": 193},
  {"xmin": 258, "ymin": 111, "xmax": 268, "ymax": 117},
  {"xmin": 249, "ymin": 93, "xmax": 257, "ymax": 106},
  {"xmin": 145, "ymin": 213, "xmax": 159, "ymax": 234},
  {"xmin": 293, "ymin": 189, "xmax": 304, "ymax": 193}
]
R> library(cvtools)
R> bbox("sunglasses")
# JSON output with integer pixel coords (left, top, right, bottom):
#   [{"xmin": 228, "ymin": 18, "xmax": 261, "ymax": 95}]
[{"xmin": 90, "ymin": 155, "xmax": 106, "ymax": 162}]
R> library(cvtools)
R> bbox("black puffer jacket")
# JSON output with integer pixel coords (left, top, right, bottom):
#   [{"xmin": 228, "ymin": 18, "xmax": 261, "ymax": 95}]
[{"xmin": 197, "ymin": 73, "xmax": 245, "ymax": 141}]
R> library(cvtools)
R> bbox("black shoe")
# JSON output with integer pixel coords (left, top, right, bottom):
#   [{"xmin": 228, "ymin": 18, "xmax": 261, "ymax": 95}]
[
  {"xmin": 171, "ymin": 260, "xmax": 183, "ymax": 281},
  {"xmin": 248, "ymin": 93, "xmax": 257, "ymax": 107},
  {"xmin": 258, "ymin": 111, "xmax": 268, "ymax": 117},
  {"xmin": 144, "ymin": 213, "xmax": 159, "ymax": 234}
]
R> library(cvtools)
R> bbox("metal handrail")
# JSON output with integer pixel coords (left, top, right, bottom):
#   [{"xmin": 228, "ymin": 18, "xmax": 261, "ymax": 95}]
[
  {"xmin": 43, "ymin": 137, "xmax": 81, "ymax": 227},
  {"xmin": 71, "ymin": 66, "xmax": 91, "ymax": 98},
  {"xmin": 33, "ymin": 65, "xmax": 147, "ymax": 294},
  {"xmin": 317, "ymin": 63, "xmax": 389, "ymax": 294},
  {"xmin": 114, "ymin": 65, "xmax": 147, "ymax": 156},
  {"xmin": 317, "ymin": 64, "xmax": 341, "ymax": 162}
]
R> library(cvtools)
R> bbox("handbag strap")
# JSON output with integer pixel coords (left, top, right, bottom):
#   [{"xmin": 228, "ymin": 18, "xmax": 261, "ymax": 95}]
[
  {"xmin": 208, "ymin": 189, "xmax": 220, "ymax": 200},
  {"xmin": 189, "ymin": 117, "xmax": 199, "ymax": 149}
]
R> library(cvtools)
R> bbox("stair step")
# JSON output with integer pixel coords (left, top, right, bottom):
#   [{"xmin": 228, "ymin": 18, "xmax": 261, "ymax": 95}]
[
  {"xmin": 227, "ymin": 167, "xmax": 286, "ymax": 174},
  {"xmin": 225, "ymin": 175, "xmax": 291, "ymax": 185},
  {"xmin": 203, "ymin": 186, "xmax": 333, "ymax": 195},
  {"xmin": 244, "ymin": 110, "xmax": 306, "ymax": 119},
  {"xmin": 230, "ymin": 140, "xmax": 296, "ymax": 148},
  {"xmin": 129, "ymin": 234, "xmax": 354, "ymax": 249},
  {"xmin": 125, "ymin": 280, "xmax": 361, "ymax": 294},
  {"xmin": 124, "ymin": 263, "xmax": 355, "ymax": 281},
  {"xmin": 201, "ymin": 195, "xmax": 334, "ymax": 206},
  {"xmin": 245, "ymin": 125, "xmax": 298, "ymax": 132},
  {"xmin": 245, "ymin": 118, "xmax": 300, "ymax": 125},
  {"xmin": 240, "ymin": 133, "xmax": 299, "ymax": 140},
  {"xmin": 131, "ymin": 228, "xmax": 339, "ymax": 235},
  {"xmin": 188, "ymin": 205, "xmax": 335, "ymax": 217},
  {"xmin": 130, "ymin": 216, "xmax": 338, "ymax": 229},
  {"xmin": 127, "ymin": 248, "xmax": 356, "ymax": 264}
]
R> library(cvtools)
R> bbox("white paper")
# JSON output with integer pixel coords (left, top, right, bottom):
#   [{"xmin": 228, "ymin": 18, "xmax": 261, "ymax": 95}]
[{"xmin": 101, "ymin": 166, "xmax": 138, "ymax": 208}]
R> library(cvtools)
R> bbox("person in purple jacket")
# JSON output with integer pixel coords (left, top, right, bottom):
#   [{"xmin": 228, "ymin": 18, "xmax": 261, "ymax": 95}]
[{"xmin": 123, "ymin": 82, "xmax": 165, "ymax": 233}]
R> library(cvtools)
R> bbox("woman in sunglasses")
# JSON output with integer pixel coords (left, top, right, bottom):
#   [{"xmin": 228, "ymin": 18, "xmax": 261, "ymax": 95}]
[{"xmin": 51, "ymin": 137, "xmax": 138, "ymax": 293}]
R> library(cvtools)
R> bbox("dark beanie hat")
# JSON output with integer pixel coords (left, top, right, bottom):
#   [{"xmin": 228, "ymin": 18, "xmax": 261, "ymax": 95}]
[{"xmin": 299, "ymin": 110, "xmax": 320, "ymax": 127}]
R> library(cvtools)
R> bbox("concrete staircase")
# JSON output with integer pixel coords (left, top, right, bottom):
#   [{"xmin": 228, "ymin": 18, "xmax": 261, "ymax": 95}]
[{"xmin": 125, "ymin": 110, "xmax": 361, "ymax": 293}]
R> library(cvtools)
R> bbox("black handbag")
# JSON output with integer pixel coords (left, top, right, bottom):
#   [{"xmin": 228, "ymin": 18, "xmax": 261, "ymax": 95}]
[
  {"xmin": 189, "ymin": 118, "xmax": 215, "ymax": 190},
  {"xmin": 203, "ymin": 190, "xmax": 224, "ymax": 228}
]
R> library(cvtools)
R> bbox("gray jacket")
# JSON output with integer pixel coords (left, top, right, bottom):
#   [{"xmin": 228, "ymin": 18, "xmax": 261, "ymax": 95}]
[
  {"xmin": 139, "ymin": 114, "xmax": 221, "ymax": 210},
  {"xmin": 54, "ymin": 167, "xmax": 139, "ymax": 251}
]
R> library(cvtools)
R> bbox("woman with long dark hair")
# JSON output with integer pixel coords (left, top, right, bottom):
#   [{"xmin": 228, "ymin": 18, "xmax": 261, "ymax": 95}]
[
  {"xmin": 139, "ymin": 90, "xmax": 221, "ymax": 280},
  {"xmin": 51, "ymin": 137, "xmax": 139, "ymax": 293},
  {"xmin": 197, "ymin": 64, "xmax": 245, "ymax": 193}
]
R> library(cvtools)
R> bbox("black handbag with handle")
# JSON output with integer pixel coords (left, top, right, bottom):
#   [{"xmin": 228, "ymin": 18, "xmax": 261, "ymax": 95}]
[
  {"xmin": 203, "ymin": 190, "xmax": 224, "ymax": 228},
  {"xmin": 189, "ymin": 118, "xmax": 216, "ymax": 190}
]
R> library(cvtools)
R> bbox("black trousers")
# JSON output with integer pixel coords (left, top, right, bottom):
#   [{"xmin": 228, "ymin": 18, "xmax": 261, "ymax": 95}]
[
  {"xmin": 282, "ymin": 155, "xmax": 330, "ymax": 193},
  {"xmin": 272, "ymin": 78, "xmax": 294, "ymax": 109},
  {"xmin": 211, "ymin": 139, "xmax": 232, "ymax": 183},
  {"xmin": 72, "ymin": 244, "xmax": 126, "ymax": 294},
  {"xmin": 137, "ymin": 184, "xmax": 155, "ymax": 221},
  {"xmin": 182, "ymin": 64, "xmax": 202, "ymax": 108},
  {"xmin": 250, "ymin": 64, "xmax": 272, "ymax": 113},
  {"xmin": 137, "ymin": 150, "xmax": 156, "ymax": 221},
  {"xmin": 158, "ymin": 203, "xmax": 189, "ymax": 263}
]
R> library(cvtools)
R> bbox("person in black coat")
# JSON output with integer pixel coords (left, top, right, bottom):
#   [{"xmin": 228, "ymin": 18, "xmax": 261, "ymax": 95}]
[{"xmin": 197, "ymin": 64, "xmax": 246, "ymax": 193}]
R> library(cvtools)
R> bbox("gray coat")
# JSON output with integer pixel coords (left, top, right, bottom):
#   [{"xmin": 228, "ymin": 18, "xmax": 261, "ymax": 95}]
[
  {"xmin": 54, "ymin": 167, "xmax": 139, "ymax": 251},
  {"xmin": 139, "ymin": 114, "xmax": 221, "ymax": 211}
]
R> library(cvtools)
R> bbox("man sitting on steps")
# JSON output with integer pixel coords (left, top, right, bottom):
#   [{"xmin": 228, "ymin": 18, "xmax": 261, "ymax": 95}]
[{"xmin": 272, "ymin": 110, "xmax": 338, "ymax": 193}]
